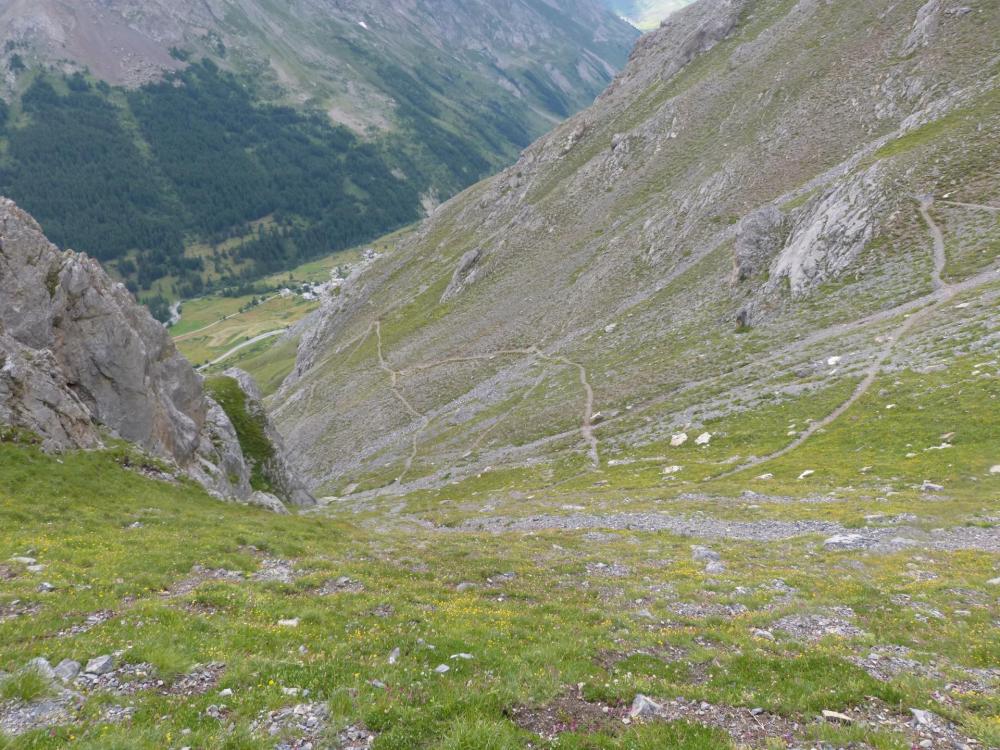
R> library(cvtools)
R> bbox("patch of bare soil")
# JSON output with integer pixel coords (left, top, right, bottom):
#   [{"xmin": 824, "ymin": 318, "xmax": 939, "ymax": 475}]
[
  {"xmin": 165, "ymin": 565, "xmax": 245, "ymax": 598},
  {"xmin": 508, "ymin": 691, "xmax": 628, "ymax": 739},
  {"xmin": 315, "ymin": 576, "xmax": 365, "ymax": 595}
]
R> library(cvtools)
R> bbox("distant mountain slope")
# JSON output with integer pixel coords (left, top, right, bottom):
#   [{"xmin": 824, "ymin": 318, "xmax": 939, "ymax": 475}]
[
  {"xmin": 272, "ymin": 0, "xmax": 1000, "ymax": 498},
  {"xmin": 602, "ymin": 0, "xmax": 695, "ymax": 28},
  {"xmin": 0, "ymin": 0, "xmax": 638, "ymax": 306}
]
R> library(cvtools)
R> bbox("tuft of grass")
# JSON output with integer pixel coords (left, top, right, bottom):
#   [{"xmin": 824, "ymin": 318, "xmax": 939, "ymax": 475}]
[
  {"xmin": 705, "ymin": 654, "xmax": 904, "ymax": 715},
  {"xmin": 0, "ymin": 667, "xmax": 55, "ymax": 702}
]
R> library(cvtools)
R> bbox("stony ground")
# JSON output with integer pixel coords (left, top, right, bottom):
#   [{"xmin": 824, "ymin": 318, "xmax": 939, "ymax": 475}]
[{"xmin": 1, "ymin": 439, "xmax": 997, "ymax": 749}]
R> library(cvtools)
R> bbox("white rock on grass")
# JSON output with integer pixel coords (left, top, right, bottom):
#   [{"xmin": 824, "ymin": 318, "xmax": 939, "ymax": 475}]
[
  {"xmin": 798, "ymin": 469, "xmax": 815, "ymax": 479},
  {"xmin": 450, "ymin": 653, "xmax": 474, "ymax": 660},
  {"xmin": 53, "ymin": 660, "xmax": 80, "ymax": 683},
  {"xmin": 695, "ymin": 432, "xmax": 712, "ymax": 446},
  {"xmin": 662, "ymin": 465, "xmax": 682, "ymax": 475},
  {"xmin": 277, "ymin": 618, "xmax": 300, "ymax": 628},
  {"xmin": 986, "ymin": 577, "xmax": 1000, "ymax": 586},
  {"xmin": 434, "ymin": 664, "xmax": 450, "ymax": 674},
  {"xmin": 670, "ymin": 433, "xmax": 688, "ymax": 447},
  {"xmin": 990, "ymin": 465, "xmax": 1000, "ymax": 475},
  {"xmin": 388, "ymin": 647, "xmax": 400, "ymax": 665},
  {"xmin": 704, "ymin": 561, "xmax": 726, "ymax": 575},
  {"xmin": 85, "ymin": 655, "xmax": 115, "ymax": 676},
  {"xmin": 691, "ymin": 546, "xmax": 720, "ymax": 563},
  {"xmin": 246, "ymin": 491, "xmax": 290, "ymax": 515},
  {"xmin": 822, "ymin": 710, "xmax": 853, "ymax": 724},
  {"xmin": 756, "ymin": 473, "xmax": 774, "ymax": 480},
  {"xmin": 629, "ymin": 694, "xmax": 662, "ymax": 718}
]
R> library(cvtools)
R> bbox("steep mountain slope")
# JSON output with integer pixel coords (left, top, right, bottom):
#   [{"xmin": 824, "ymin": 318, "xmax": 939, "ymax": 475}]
[
  {"xmin": 0, "ymin": 197, "xmax": 312, "ymax": 508},
  {"xmin": 0, "ymin": 0, "xmax": 638, "ymax": 300},
  {"xmin": 273, "ymin": 0, "xmax": 1000, "ymax": 499}
]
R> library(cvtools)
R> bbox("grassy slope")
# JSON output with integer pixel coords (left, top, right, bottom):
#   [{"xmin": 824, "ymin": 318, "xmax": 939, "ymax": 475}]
[{"xmin": 0, "ymin": 373, "xmax": 998, "ymax": 748}]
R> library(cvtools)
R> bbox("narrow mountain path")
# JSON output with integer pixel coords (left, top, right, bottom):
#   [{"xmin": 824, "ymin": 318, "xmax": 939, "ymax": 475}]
[
  {"xmin": 198, "ymin": 328, "xmax": 288, "ymax": 371},
  {"xmin": 713, "ymin": 196, "xmax": 988, "ymax": 480},
  {"xmin": 399, "ymin": 348, "xmax": 538, "ymax": 375},
  {"xmin": 375, "ymin": 320, "xmax": 428, "ymax": 484},
  {"xmin": 536, "ymin": 352, "xmax": 600, "ymax": 467},
  {"xmin": 940, "ymin": 200, "xmax": 1000, "ymax": 213},
  {"xmin": 919, "ymin": 196, "xmax": 947, "ymax": 291}
]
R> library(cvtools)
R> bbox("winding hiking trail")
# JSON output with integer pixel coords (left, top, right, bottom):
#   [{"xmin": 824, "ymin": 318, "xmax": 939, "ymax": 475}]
[
  {"xmin": 367, "ymin": 317, "xmax": 602, "ymax": 482},
  {"xmin": 714, "ymin": 196, "xmax": 995, "ymax": 480},
  {"xmin": 375, "ymin": 320, "xmax": 428, "ymax": 484},
  {"xmin": 919, "ymin": 196, "xmax": 947, "ymax": 291},
  {"xmin": 536, "ymin": 352, "xmax": 600, "ymax": 467}
]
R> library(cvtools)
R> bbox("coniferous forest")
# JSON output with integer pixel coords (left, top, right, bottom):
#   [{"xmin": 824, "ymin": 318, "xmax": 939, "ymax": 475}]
[{"xmin": 0, "ymin": 62, "xmax": 483, "ymax": 302}]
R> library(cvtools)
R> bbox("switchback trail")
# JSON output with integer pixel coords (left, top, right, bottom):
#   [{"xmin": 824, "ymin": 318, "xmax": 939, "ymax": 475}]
[
  {"xmin": 713, "ymin": 196, "xmax": 994, "ymax": 480},
  {"xmin": 375, "ymin": 320, "xmax": 427, "ymax": 485}
]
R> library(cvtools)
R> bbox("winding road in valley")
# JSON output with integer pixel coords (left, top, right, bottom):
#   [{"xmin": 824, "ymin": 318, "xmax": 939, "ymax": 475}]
[{"xmin": 198, "ymin": 329, "xmax": 288, "ymax": 371}]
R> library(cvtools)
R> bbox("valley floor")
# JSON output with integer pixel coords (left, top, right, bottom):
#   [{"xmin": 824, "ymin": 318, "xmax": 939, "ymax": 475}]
[{"xmin": 0, "ymin": 439, "xmax": 997, "ymax": 749}]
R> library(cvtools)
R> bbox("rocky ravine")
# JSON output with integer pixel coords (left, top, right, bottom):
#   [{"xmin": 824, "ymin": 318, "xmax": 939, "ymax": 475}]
[{"xmin": 0, "ymin": 197, "xmax": 312, "ymax": 510}]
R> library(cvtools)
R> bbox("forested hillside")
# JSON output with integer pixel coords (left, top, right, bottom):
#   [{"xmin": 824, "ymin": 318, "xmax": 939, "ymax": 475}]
[
  {"xmin": 0, "ymin": 64, "xmax": 429, "ymax": 307},
  {"xmin": 0, "ymin": 0, "xmax": 638, "ymax": 315}
]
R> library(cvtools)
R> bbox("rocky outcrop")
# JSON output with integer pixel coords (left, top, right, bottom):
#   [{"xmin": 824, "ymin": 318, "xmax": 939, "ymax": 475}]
[
  {"xmin": 731, "ymin": 206, "xmax": 788, "ymax": 285},
  {"xmin": 222, "ymin": 369, "xmax": 315, "ymax": 508},
  {"xmin": 767, "ymin": 165, "xmax": 887, "ymax": 295},
  {"xmin": 0, "ymin": 197, "xmax": 284, "ymax": 503},
  {"xmin": 441, "ymin": 248, "xmax": 484, "ymax": 303}
]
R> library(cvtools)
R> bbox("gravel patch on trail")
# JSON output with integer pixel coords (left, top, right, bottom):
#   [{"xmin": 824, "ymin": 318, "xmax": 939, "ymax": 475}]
[
  {"xmin": 463, "ymin": 513, "xmax": 842, "ymax": 540},
  {"xmin": 0, "ymin": 692, "xmax": 79, "ymax": 736},
  {"xmin": 460, "ymin": 514, "xmax": 1000, "ymax": 551},
  {"xmin": 251, "ymin": 702, "xmax": 334, "ymax": 749}
]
